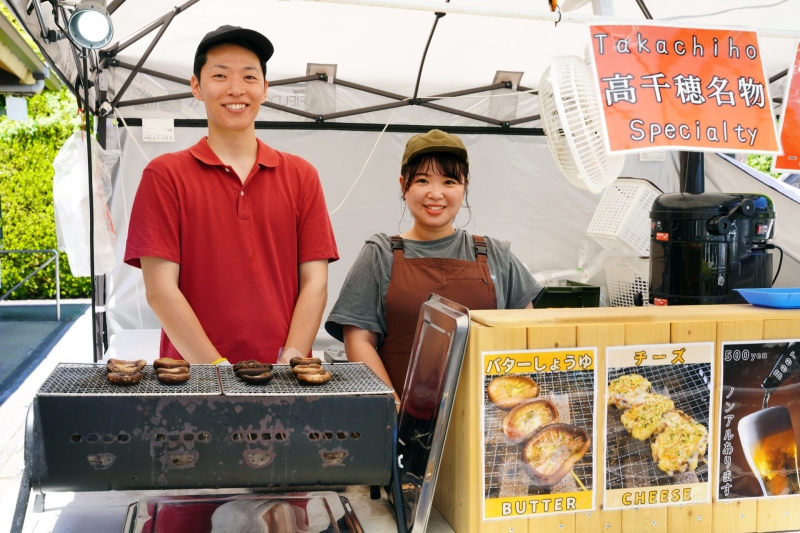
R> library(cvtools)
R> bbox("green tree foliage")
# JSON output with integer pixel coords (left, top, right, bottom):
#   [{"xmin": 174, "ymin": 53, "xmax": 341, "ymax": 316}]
[
  {"xmin": 0, "ymin": 87, "xmax": 91, "ymax": 299},
  {"xmin": 747, "ymin": 154, "xmax": 782, "ymax": 179}
]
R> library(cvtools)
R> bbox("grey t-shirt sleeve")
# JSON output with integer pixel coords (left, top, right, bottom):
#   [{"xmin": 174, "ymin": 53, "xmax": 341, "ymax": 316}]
[
  {"xmin": 485, "ymin": 237, "xmax": 544, "ymax": 309},
  {"xmin": 324, "ymin": 237, "xmax": 391, "ymax": 343}
]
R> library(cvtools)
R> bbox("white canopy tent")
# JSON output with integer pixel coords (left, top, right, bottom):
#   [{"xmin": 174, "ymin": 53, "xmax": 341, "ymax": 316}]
[{"xmin": 6, "ymin": 0, "xmax": 800, "ymax": 351}]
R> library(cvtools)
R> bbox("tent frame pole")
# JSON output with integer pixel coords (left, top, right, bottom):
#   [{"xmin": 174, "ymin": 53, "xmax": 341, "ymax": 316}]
[{"xmin": 111, "ymin": 8, "xmax": 178, "ymax": 107}]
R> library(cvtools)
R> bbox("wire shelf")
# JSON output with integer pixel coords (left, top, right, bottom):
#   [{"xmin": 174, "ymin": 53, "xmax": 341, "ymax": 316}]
[
  {"xmin": 38, "ymin": 363, "xmax": 221, "ymax": 396},
  {"xmin": 483, "ymin": 370, "xmax": 595, "ymax": 498},
  {"xmin": 219, "ymin": 363, "xmax": 394, "ymax": 397},
  {"xmin": 605, "ymin": 364, "xmax": 712, "ymax": 489}
]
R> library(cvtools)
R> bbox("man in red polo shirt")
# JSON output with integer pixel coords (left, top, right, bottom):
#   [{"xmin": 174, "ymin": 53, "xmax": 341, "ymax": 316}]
[{"xmin": 124, "ymin": 26, "xmax": 338, "ymax": 364}]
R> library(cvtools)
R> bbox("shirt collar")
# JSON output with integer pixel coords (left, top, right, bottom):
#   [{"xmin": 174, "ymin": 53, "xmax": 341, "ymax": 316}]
[{"xmin": 189, "ymin": 137, "xmax": 279, "ymax": 168}]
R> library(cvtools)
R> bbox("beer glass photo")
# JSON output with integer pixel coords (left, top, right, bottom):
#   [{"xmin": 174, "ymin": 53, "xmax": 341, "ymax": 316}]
[{"xmin": 738, "ymin": 406, "xmax": 800, "ymax": 496}]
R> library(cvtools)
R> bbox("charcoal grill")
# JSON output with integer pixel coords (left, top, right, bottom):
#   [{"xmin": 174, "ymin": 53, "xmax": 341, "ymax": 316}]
[
  {"xmin": 12, "ymin": 362, "xmax": 399, "ymax": 532},
  {"xmin": 605, "ymin": 364, "xmax": 712, "ymax": 489},
  {"xmin": 483, "ymin": 370, "xmax": 596, "ymax": 499}
]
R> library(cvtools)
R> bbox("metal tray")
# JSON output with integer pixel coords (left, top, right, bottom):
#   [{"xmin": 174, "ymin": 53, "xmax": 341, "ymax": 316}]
[{"xmin": 122, "ymin": 492, "xmax": 363, "ymax": 533}]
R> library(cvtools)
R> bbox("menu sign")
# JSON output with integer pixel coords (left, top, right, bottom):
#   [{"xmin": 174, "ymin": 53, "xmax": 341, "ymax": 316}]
[
  {"xmin": 773, "ymin": 42, "xmax": 800, "ymax": 172},
  {"xmin": 604, "ymin": 343, "xmax": 714, "ymax": 510},
  {"xmin": 588, "ymin": 24, "xmax": 780, "ymax": 154},
  {"xmin": 481, "ymin": 348, "xmax": 597, "ymax": 520},
  {"xmin": 717, "ymin": 340, "xmax": 800, "ymax": 500}
]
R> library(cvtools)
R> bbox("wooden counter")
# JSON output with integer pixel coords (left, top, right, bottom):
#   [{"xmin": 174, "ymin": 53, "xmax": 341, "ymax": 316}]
[{"xmin": 432, "ymin": 304, "xmax": 800, "ymax": 533}]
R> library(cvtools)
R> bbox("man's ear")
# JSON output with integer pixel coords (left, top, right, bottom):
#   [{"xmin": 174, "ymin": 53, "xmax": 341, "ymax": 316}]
[
  {"xmin": 190, "ymin": 74, "xmax": 203, "ymax": 101},
  {"xmin": 262, "ymin": 80, "xmax": 268, "ymax": 103}
]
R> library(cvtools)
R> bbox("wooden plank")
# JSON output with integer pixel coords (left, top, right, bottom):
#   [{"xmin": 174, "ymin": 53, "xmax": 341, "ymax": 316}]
[
  {"xmin": 620, "ymin": 323, "xmax": 670, "ymax": 533},
  {"xmin": 471, "ymin": 306, "xmax": 800, "ymax": 329},
  {"xmin": 713, "ymin": 319, "xmax": 762, "ymax": 533},
  {"xmin": 762, "ymin": 318, "xmax": 800, "ymax": 341},
  {"xmin": 575, "ymin": 324, "xmax": 626, "ymax": 533},
  {"xmin": 525, "ymin": 326, "xmax": 578, "ymax": 533},
  {"xmin": 526, "ymin": 325, "xmax": 577, "ymax": 350},
  {"xmin": 667, "ymin": 322, "xmax": 716, "ymax": 533},
  {"xmin": 757, "ymin": 318, "xmax": 800, "ymax": 533}
]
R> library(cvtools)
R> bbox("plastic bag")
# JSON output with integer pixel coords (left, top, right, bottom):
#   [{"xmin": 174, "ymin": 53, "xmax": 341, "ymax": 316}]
[{"xmin": 53, "ymin": 132, "xmax": 121, "ymax": 276}]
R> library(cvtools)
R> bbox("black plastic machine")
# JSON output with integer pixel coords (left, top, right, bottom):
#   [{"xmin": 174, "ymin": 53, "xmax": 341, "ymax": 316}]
[{"xmin": 649, "ymin": 153, "xmax": 776, "ymax": 305}]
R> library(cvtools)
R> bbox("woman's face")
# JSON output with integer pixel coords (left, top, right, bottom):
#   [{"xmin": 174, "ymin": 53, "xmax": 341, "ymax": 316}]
[{"xmin": 400, "ymin": 164, "xmax": 465, "ymax": 238}]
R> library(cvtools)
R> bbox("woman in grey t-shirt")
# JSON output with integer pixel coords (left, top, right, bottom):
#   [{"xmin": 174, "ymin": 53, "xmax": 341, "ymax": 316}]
[{"xmin": 325, "ymin": 129, "xmax": 542, "ymax": 399}]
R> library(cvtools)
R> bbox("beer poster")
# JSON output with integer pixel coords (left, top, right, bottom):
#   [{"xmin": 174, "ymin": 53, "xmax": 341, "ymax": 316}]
[
  {"xmin": 604, "ymin": 342, "xmax": 714, "ymax": 510},
  {"xmin": 588, "ymin": 24, "xmax": 780, "ymax": 154},
  {"xmin": 481, "ymin": 348, "xmax": 597, "ymax": 520},
  {"xmin": 717, "ymin": 340, "xmax": 800, "ymax": 500}
]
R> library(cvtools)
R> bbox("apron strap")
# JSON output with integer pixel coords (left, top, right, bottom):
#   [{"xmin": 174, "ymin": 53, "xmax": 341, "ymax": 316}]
[
  {"xmin": 473, "ymin": 235, "xmax": 488, "ymax": 264},
  {"xmin": 390, "ymin": 235, "xmax": 404, "ymax": 259}
]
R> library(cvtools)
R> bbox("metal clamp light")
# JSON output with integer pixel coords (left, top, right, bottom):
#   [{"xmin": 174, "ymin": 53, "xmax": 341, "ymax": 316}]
[{"xmin": 67, "ymin": 0, "xmax": 113, "ymax": 49}]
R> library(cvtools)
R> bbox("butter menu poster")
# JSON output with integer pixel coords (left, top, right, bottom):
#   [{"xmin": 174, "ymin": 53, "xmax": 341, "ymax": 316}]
[
  {"xmin": 481, "ymin": 348, "xmax": 597, "ymax": 520},
  {"xmin": 604, "ymin": 342, "xmax": 714, "ymax": 510},
  {"xmin": 717, "ymin": 340, "xmax": 800, "ymax": 500}
]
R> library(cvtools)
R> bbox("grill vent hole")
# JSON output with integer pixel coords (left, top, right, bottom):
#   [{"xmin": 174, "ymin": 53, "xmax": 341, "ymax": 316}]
[
  {"xmin": 183, "ymin": 433, "xmax": 194, "ymax": 441},
  {"xmin": 275, "ymin": 432, "xmax": 286, "ymax": 440},
  {"xmin": 309, "ymin": 432, "xmax": 320, "ymax": 440},
  {"xmin": 198, "ymin": 433, "xmax": 210, "ymax": 441},
  {"xmin": 350, "ymin": 432, "xmax": 361, "ymax": 440},
  {"xmin": 155, "ymin": 433, "xmax": 166, "ymax": 442},
  {"xmin": 168, "ymin": 434, "xmax": 180, "ymax": 442},
  {"xmin": 71, "ymin": 435, "xmax": 83, "ymax": 443},
  {"xmin": 323, "ymin": 431, "xmax": 334, "ymax": 440},
  {"xmin": 261, "ymin": 433, "xmax": 271, "ymax": 440},
  {"xmin": 117, "ymin": 433, "xmax": 130, "ymax": 443},
  {"xmin": 102, "ymin": 434, "xmax": 115, "ymax": 443},
  {"xmin": 337, "ymin": 432, "xmax": 347, "ymax": 440},
  {"xmin": 87, "ymin": 433, "xmax": 100, "ymax": 443},
  {"xmin": 232, "ymin": 432, "xmax": 244, "ymax": 441},
  {"xmin": 247, "ymin": 433, "xmax": 258, "ymax": 441}
]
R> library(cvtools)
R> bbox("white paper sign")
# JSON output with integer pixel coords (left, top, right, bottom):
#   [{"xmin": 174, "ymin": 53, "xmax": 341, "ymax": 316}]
[
  {"xmin": 142, "ymin": 118, "xmax": 175, "ymax": 142},
  {"xmin": 6, "ymin": 96, "xmax": 28, "ymax": 121}
]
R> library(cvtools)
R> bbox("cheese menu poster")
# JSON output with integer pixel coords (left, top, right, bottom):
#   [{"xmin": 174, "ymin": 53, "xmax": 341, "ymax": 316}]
[
  {"xmin": 481, "ymin": 348, "xmax": 597, "ymax": 520},
  {"xmin": 717, "ymin": 340, "xmax": 800, "ymax": 500},
  {"xmin": 604, "ymin": 343, "xmax": 714, "ymax": 510}
]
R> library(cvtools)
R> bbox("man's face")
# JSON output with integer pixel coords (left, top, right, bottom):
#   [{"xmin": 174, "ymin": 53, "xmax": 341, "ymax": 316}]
[{"xmin": 190, "ymin": 43, "xmax": 268, "ymax": 134}]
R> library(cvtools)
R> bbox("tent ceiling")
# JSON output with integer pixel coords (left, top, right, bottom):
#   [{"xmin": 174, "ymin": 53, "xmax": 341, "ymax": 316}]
[{"xmin": 8, "ymin": 0, "xmax": 800, "ymax": 107}]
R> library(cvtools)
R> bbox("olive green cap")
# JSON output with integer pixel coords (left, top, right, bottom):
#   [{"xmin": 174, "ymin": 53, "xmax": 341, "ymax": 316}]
[{"xmin": 401, "ymin": 129, "xmax": 469, "ymax": 169}]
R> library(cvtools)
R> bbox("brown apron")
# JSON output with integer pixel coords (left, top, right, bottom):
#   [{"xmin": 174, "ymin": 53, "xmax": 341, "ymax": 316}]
[{"xmin": 378, "ymin": 234, "xmax": 498, "ymax": 392}]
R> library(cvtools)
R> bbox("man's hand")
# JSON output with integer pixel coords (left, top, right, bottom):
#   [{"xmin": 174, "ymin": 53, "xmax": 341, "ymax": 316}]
[
  {"xmin": 140, "ymin": 256, "xmax": 222, "ymax": 364},
  {"xmin": 276, "ymin": 346, "xmax": 304, "ymax": 365}
]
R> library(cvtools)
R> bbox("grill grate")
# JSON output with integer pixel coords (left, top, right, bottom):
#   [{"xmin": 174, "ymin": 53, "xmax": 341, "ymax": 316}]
[
  {"xmin": 38, "ymin": 363, "xmax": 221, "ymax": 396},
  {"xmin": 483, "ymin": 370, "xmax": 595, "ymax": 498},
  {"xmin": 605, "ymin": 364, "xmax": 711, "ymax": 489},
  {"xmin": 219, "ymin": 363, "xmax": 394, "ymax": 396}
]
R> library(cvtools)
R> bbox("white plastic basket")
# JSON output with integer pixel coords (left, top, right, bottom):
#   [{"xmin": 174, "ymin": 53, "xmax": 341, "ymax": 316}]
[
  {"xmin": 539, "ymin": 56, "xmax": 625, "ymax": 193},
  {"xmin": 587, "ymin": 178, "xmax": 662, "ymax": 256},
  {"xmin": 605, "ymin": 256, "xmax": 650, "ymax": 307}
]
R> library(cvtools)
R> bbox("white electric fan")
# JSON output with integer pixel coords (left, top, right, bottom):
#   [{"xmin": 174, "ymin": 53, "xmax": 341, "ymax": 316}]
[{"xmin": 539, "ymin": 55, "xmax": 625, "ymax": 193}]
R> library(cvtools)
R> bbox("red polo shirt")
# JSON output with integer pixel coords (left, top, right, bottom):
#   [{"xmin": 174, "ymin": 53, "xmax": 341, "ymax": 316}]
[{"xmin": 124, "ymin": 137, "xmax": 339, "ymax": 363}]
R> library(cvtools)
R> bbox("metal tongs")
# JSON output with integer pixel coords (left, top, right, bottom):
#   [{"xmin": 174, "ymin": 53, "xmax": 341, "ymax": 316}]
[{"xmin": 761, "ymin": 342, "xmax": 799, "ymax": 409}]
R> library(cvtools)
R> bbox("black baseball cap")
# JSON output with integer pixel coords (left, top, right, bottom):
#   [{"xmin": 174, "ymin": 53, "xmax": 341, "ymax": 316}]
[{"xmin": 195, "ymin": 25, "xmax": 274, "ymax": 66}]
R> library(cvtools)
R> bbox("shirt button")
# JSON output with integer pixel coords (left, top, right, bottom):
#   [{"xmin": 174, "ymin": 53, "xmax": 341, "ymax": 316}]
[
  {"xmin": 225, "ymin": 168, "xmax": 230, "ymax": 172},
  {"xmin": 240, "ymin": 191, "xmax": 244, "ymax": 196}
]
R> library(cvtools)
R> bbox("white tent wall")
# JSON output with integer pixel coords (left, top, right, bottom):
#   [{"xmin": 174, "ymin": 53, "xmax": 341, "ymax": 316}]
[{"xmin": 105, "ymin": 124, "xmax": 679, "ymax": 340}]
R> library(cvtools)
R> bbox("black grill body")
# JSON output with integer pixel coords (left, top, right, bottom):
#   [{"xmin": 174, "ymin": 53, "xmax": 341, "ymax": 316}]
[{"xmin": 26, "ymin": 364, "xmax": 395, "ymax": 493}]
